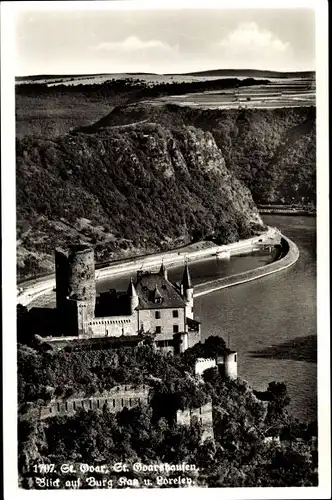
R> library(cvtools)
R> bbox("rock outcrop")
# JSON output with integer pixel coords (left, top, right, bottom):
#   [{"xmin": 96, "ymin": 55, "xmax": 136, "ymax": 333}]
[{"xmin": 17, "ymin": 123, "xmax": 263, "ymax": 279}]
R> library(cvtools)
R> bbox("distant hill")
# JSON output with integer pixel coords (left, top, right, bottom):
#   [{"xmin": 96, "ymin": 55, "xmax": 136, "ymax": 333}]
[
  {"xmin": 183, "ymin": 69, "xmax": 315, "ymax": 79},
  {"xmin": 15, "ymin": 72, "xmax": 158, "ymax": 82}
]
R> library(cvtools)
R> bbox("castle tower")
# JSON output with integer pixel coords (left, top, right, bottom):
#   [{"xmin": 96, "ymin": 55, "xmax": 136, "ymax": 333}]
[
  {"xmin": 55, "ymin": 244, "xmax": 96, "ymax": 335},
  {"xmin": 224, "ymin": 351, "xmax": 238, "ymax": 380},
  {"xmin": 181, "ymin": 264, "xmax": 194, "ymax": 319},
  {"xmin": 127, "ymin": 277, "xmax": 139, "ymax": 313},
  {"xmin": 67, "ymin": 245, "xmax": 96, "ymax": 314},
  {"xmin": 55, "ymin": 248, "xmax": 70, "ymax": 310},
  {"xmin": 217, "ymin": 351, "xmax": 238, "ymax": 380},
  {"xmin": 159, "ymin": 262, "xmax": 168, "ymax": 280}
]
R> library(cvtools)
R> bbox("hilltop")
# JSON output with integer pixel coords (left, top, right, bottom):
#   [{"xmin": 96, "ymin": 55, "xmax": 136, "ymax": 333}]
[{"xmin": 184, "ymin": 69, "xmax": 315, "ymax": 79}]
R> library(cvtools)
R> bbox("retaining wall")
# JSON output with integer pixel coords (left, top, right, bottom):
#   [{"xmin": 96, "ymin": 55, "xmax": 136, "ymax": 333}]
[{"xmin": 193, "ymin": 235, "xmax": 299, "ymax": 298}]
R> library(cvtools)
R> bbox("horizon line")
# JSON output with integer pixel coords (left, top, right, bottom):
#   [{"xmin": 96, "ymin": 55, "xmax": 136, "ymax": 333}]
[{"xmin": 15, "ymin": 67, "xmax": 316, "ymax": 79}]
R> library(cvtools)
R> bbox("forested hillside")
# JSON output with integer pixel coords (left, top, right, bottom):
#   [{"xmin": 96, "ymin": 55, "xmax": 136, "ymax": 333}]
[
  {"xmin": 86, "ymin": 103, "xmax": 316, "ymax": 206},
  {"xmin": 17, "ymin": 123, "xmax": 262, "ymax": 279}
]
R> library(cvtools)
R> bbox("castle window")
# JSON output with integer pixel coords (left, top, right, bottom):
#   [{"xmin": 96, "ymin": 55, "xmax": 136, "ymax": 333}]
[
  {"xmin": 73, "ymin": 402, "xmax": 76, "ymax": 410},
  {"xmin": 113, "ymin": 399, "xmax": 115, "ymax": 407},
  {"xmin": 89, "ymin": 400, "xmax": 92, "ymax": 409},
  {"xmin": 172, "ymin": 310, "xmax": 179, "ymax": 318},
  {"xmin": 173, "ymin": 325, "xmax": 179, "ymax": 333},
  {"xmin": 234, "ymin": 354, "xmax": 237, "ymax": 362},
  {"xmin": 65, "ymin": 402, "xmax": 68, "ymax": 411},
  {"xmin": 191, "ymin": 307, "xmax": 194, "ymax": 313},
  {"xmin": 155, "ymin": 311, "xmax": 161, "ymax": 319},
  {"xmin": 97, "ymin": 399, "xmax": 100, "ymax": 409},
  {"xmin": 121, "ymin": 399, "xmax": 124, "ymax": 407},
  {"xmin": 129, "ymin": 398, "xmax": 132, "ymax": 406},
  {"xmin": 49, "ymin": 407, "xmax": 52, "ymax": 413},
  {"xmin": 156, "ymin": 326, "xmax": 161, "ymax": 334},
  {"xmin": 57, "ymin": 403, "xmax": 60, "ymax": 412}
]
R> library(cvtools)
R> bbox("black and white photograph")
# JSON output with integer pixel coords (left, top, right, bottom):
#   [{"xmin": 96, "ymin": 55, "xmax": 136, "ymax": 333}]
[{"xmin": 1, "ymin": 0, "xmax": 330, "ymax": 497}]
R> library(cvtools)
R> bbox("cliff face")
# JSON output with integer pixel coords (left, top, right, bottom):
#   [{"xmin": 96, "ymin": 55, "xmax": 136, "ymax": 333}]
[
  {"xmin": 88, "ymin": 103, "xmax": 316, "ymax": 206},
  {"xmin": 16, "ymin": 123, "xmax": 263, "ymax": 279}
]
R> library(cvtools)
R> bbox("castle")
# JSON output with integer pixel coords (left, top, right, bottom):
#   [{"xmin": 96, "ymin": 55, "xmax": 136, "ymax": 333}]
[{"xmin": 55, "ymin": 244, "xmax": 201, "ymax": 354}]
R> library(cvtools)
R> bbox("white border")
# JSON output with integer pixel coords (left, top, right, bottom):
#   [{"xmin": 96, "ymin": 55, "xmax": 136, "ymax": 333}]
[{"xmin": 1, "ymin": 1, "xmax": 330, "ymax": 499}]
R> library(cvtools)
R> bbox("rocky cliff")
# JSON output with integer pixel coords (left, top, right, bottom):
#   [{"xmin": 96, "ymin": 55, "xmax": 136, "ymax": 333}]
[
  {"xmin": 17, "ymin": 123, "xmax": 263, "ymax": 279},
  {"xmin": 83, "ymin": 103, "xmax": 315, "ymax": 206}
]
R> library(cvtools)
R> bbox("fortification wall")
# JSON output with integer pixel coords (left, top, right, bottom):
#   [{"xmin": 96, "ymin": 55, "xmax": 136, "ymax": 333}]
[
  {"xmin": 194, "ymin": 236, "xmax": 299, "ymax": 298},
  {"xmin": 84, "ymin": 315, "xmax": 135, "ymax": 337},
  {"xmin": 38, "ymin": 384, "xmax": 150, "ymax": 420},
  {"xmin": 187, "ymin": 330, "xmax": 201, "ymax": 349},
  {"xmin": 176, "ymin": 401, "xmax": 214, "ymax": 442},
  {"xmin": 194, "ymin": 358, "xmax": 217, "ymax": 376}
]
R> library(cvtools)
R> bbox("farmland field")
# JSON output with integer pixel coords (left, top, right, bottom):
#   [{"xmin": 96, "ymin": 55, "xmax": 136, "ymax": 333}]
[{"xmin": 143, "ymin": 78, "xmax": 316, "ymax": 109}]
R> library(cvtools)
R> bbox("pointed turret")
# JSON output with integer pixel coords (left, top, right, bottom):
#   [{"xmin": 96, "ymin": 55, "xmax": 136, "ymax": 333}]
[
  {"xmin": 181, "ymin": 264, "xmax": 194, "ymax": 320},
  {"xmin": 181, "ymin": 264, "xmax": 192, "ymax": 291},
  {"xmin": 127, "ymin": 277, "xmax": 139, "ymax": 312},
  {"xmin": 159, "ymin": 262, "xmax": 168, "ymax": 280},
  {"xmin": 127, "ymin": 277, "xmax": 137, "ymax": 297}
]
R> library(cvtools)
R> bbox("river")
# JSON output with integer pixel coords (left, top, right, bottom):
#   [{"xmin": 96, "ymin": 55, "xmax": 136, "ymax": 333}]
[{"xmin": 97, "ymin": 215, "xmax": 316, "ymax": 422}]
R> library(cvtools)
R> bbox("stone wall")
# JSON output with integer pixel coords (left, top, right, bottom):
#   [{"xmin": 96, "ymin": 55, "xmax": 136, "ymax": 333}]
[
  {"xmin": 194, "ymin": 358, "xmax": 217, "ymax": 376},
  {"xmin": 176, "ymin": 401, "xmax": 214, "ymax": 442},
  {"xmin": 38, "ymin": 384, "xmax": 151, "ymax": 420},
  {"xmin": 187, "ymin": 330, "xmax": 201, "ymax": 349},
  {"xmin": 194, "ymin": 235, "xmax": 299, "ymax": 298},
  {"xmin": 84, "ymin": 314, "xmax": 135, "ymax": 337}
]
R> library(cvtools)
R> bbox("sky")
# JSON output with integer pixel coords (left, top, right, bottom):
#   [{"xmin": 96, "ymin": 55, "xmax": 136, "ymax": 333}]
[{"xmin": 14, "ymin": 5, "xmax": 316, "ymax": 76}]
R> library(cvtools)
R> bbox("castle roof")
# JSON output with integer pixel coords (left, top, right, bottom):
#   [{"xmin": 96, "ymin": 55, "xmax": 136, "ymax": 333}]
[
  {"xmin": 135, "ymin": 272, "xmax": 186, "ymax": 310},
  {"xmin": 181, "ymin": 264, "xmax": 192, "ymax": 290}
]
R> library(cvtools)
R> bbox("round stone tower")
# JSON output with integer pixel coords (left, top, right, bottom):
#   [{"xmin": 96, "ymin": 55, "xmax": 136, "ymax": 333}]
[
  {"xmin": 224, "ymin": 351, "xmax": 238, "ymax": 380},
  {"xmin": 67, "ymin": 244, "xmax": 96, "ymax": 319}
]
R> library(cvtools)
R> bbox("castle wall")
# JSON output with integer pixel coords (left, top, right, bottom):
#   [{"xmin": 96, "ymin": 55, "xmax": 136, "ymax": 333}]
[
  {"xmin": 194, "ymin": 358, "xmax": 217, "ymax": 376},
  {"xmin": 84, "ymin": 314, "xmax": 136, "ymax": 337},
  {"xmin": 137, "ymin": 307, "xmax": 186, "ymax": 336},
  {"xmin": 187, "ymin": 330, "xmax": 201, "ymax": 349},
  {"xmin": 176, "ymin": 401, "xmax": 214, "ymax": 442},
  {"xmin": 39, "ymin": 385, "xmax": 150, "ymax": 420}
]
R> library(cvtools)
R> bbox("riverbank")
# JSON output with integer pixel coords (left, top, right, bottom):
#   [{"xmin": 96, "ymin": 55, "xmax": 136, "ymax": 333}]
[
  {"xmin": 17, "ymin": 227, "xmax": 280, "ymax": 308},
  {"xmin": 194, "ymin": 235, "xmax": 299, "ymax": 297}
]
